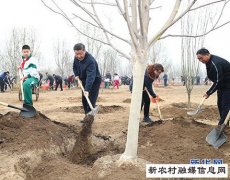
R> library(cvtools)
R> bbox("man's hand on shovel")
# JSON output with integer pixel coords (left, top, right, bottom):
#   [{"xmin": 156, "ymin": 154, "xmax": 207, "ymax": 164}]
[
  {"xmin": 203, "ymin": 93, "xmax": 210, "ymax": 99},
  {"xmin": 84, "ymin": 91, "xmax": 89, "ymax": 97}
]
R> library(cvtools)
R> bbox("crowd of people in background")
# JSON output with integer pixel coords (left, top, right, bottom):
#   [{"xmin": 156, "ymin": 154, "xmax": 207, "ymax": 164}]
[{"xmin": 0, "ymin": 69, "xmax": 211, "ymax": 93}]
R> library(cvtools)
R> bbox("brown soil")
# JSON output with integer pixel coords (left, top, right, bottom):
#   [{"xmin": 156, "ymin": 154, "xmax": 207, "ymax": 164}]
[
  {"xmin": 138, "ymin": 117, "xmax": 230, "ymax": 165},
  {"xmin": 0, "ymin": 86, "xmax": 229, "ymax": 179},
  {"xmin": 60, "ymin": 105, "xmax": 125, "ymax": 114},
  {"xmin": 0, "ymin": 111, "xmax": 76, "ymax": 153}
]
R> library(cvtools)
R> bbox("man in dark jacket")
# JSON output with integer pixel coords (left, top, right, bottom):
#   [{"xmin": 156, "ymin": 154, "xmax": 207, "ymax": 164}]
[
  {"xmin": 73, "ymin": 43, "xmax": 101, "ymax": 122},
  {"xmin": 196, "ymin": 48, "xmax": 230, "ymax": 125},
  {"xmin": 0, "ymin": 71, "xmax": 10, "ymax": 92},
  {"xmin": 53, "ymin": 74, "xmax": 63, "ymax": 91}
]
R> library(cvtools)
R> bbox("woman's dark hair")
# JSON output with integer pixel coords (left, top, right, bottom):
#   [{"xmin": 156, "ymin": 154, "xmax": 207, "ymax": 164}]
[
  {"xmin": 73, "ymin": 43, "xmax": 85, "ymax": 51},
  {"xmin": 147, "ymin": 63, "xmax": 164, "ymax": 79},
  {"xmin": 22, "ymin": 45, "xmax": 30, "ymax": 50},
  {"xmin": 196, "ymin": 48, "xmax": 210, "ymax": 55}
]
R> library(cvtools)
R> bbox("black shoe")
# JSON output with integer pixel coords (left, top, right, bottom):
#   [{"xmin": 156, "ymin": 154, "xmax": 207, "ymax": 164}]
[{"xmin": 143, "ymin": 117, "xmax": 153, "ymax": 123}]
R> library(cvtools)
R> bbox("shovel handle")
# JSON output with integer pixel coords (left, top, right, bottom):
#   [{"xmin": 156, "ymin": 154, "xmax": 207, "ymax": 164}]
[
  {"xmin": 0, "ymin": 101, "xmax": 24, "ymax": 111},
  {"xmin": 145, "ymin": 88, "xmax": 162, "ymax": 119},
  {"xmin": 224, "ymin": 110, "xmax": 230, "ymax": 125},
  {"xmin": 19, "ymin": 69, "xmax": 25, "ymax": 101},
  {"xmin": 0, "ymin": 102, "xmax": 8, "ymax": 107},
  {"xmin": 198, "ymin": 97, "xmax": 206, "ymax": 109},
  {"xmin": 77, "ymin": 79, "xmax": 94, "ymax": 111}
]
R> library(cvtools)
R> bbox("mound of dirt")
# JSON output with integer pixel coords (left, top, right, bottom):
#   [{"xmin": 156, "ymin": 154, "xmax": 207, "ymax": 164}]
[
  {"xmin": 138, "ymin": 118, "xmax": 230, "ymax": 164},
  {"xmin": 61, "ymin": 105, "xmax": 125, "ymax": 114},
  {"xmin": 0, "ymin": 111, "xmax": 76, "ymax": 153},
  {"xmin": 69, "ymin": 115, "xmax": 122, "ymax": 165},
  {"xmin": 68, "ymin": 96, "xmax": 105, "ymax": 103},
  {"xmin": 159, "ymin": 103, "xmax": 219, "ymax": 122}
]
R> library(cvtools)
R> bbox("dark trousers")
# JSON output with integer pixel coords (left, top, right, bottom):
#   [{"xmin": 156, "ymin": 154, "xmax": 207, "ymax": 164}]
[
  {"xmin": 49, "ymin": 80, "xmax": 54, "ymax": 90},
  {"xmin": 55, "ymin": 80, "xmax": 63, "ymax": 91},
  {"xmin": 164, "ymin": 79, "xmax": 167, "ymax": 86},
  {"xmin": 217, "ymin": 89, "xmax": 230, "ymax": 125},
  {"xmin": 141, "ymin": 91, "xmax": 150, "ymax": 118},
  {"xmin": 0, "ymin": 78, "xmax": 4, "ymax": 92},
  {"xmin": 82, "ymin": 80, "xmax": 101, "ymax": 114}
]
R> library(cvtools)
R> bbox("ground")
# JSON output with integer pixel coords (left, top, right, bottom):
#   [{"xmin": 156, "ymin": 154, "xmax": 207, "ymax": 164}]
[{"xmin": 0, "ymin": 85, "xmax": 229, "ymax": 180}]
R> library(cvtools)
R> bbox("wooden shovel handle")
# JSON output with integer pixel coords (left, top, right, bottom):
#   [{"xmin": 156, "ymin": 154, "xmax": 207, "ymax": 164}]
[
  {"xmin": 77, "ymin": 79, "xmax": 94, "ymax": 111},
  {"xmin": 224, "ymin": 110, "xmax": 230, "ymax": 125},
  {"xmin": 0, "ymin": 102, "xmax": 8, "ymax": 107}
]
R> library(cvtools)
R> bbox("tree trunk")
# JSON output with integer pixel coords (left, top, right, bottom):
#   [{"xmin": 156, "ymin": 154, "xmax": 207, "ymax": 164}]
[
  {"xmin": 121, "ymin": 57, "xmax": 146, "ymax": 159},
  {"xmin": 188, "ymin": 91, "xmax": 191, "ymax": 108}
]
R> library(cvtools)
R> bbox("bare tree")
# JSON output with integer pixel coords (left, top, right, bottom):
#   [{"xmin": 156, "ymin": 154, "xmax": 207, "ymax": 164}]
[
  {"xmin": 181, "ymin": 0, "xmax": 213, "ymax": 107},
  {"xmin": 98, "ymin": 48, "xmax": 119, "ymax": 76},
  {"xmin": 41, "ymin": 0, "xmax": 230, "ymax": 164},
  {"xmin": 53, "ymin": 40, "xmax": 72, "ymax": 77}
]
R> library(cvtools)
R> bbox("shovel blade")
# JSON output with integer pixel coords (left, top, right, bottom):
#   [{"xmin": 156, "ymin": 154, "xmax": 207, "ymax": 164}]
[
  {"xmin": 206, "ymin": 127, "xmax": 227, "ymax": 147},
  {"xmin": 87, "ymin": 105, "xmax": 99, "ymax": 116},
  {"xmin": 187, "ymin": 110, "xmax": 198, "ymax": 116},
  {"xmin": 187, "ymin": 108, "xmax": 203, "ymax": 116},
  {"xmin": 20, "ymin": 104, "xmax": 37, "ymax": 118}
]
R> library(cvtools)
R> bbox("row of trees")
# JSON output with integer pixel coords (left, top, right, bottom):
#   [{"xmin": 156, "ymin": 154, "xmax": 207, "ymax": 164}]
[{"xmin": 0, "ymin": 27, "xmax": 136, "ymax": 78}]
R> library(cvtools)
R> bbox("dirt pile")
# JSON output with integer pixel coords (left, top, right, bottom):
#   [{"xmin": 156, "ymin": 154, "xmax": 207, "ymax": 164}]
[
  {"xmin": 61, "ymin": 105, "xmax": 125, "ymax": 114},
  {"xmin": 0, "ymin": 112, "xmax": 76, "ymax": 153},
  {"xmin": 138, "ymin": 117, "xmax": 230, "ymax": 164},
  {"xmin": 153, "ymin": 103, "xmax": 219, "ymax": 122},
  {"xmin": 69, "ymin": 115, "xmax": 122, "ymax": 165}
]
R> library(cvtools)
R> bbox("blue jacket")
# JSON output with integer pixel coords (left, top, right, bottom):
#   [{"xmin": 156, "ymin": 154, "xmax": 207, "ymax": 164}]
[
  {"xmin": 73, "ymin": 52, "xmax": 101, "ymax": 92},
  {"xmin": 206, "ymin": 55, "xmax": 230, "ymax": 95},
  {"xmin": 0, "ymin": 72, "xmax": 8, "ymax": 80}
]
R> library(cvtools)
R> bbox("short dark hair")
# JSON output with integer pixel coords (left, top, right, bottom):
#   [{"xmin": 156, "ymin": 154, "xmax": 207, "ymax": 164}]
[
  {"xmin": 73, "ymin": 43, "xmax": 85, "ymax": 51},
  {"xmin": 22, "ymin": 45, "xmax": 30, "ymax": 50},
  {"xmin": 196, "ymin": 48, "xmax": 210, "ymax": 55}
]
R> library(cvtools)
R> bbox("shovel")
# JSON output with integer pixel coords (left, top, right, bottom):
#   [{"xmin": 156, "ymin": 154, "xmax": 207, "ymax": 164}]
[
  {"xmin": 19, "ymin": 69, "xmax": 37, "ymax": 118},
  {"xmin": 78, "ymin": 79, "xmax": 99, "ymax": 116},
  {"xmin": 0, "ymin": 101, "xmax": 28, "ymax": 112},
  {"xmin": 145, "ymin": 88, "xmax": 163, "ymax": 120},
  {"xmin": 206, "ymin": 110, "xmax": 230, "ymax": 148},
  {"xmin": 187, "ymin": 97, "xmax": 205, "ymax": 116}
]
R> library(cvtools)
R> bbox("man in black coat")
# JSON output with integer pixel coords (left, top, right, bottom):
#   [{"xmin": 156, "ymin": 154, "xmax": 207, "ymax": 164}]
[
  {"xmin": 73, "ymin": 43, "xmax": 101, "ymax": 122},
  {"xmin": 53, "ymin": 74, "xmax": 63, "ymax": 91},
  {"xmin": 196, "ymin": 48, "xmax": 230, "ymax": 125}
]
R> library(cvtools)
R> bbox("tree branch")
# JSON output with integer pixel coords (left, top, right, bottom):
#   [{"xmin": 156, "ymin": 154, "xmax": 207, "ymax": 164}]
[
  {"xmin": 91, "ymin": 0, "xmax": 130, "ymax": 60},
  {"xmin": 160, "ymin": 0, "xmax": 230, "ymax": 39},
  {"xmin": 189, "ymin": 0, "xmax": 227, "ymax": 11},
  {"xmin": 41, "ymin": 0, "xmax": 110, "ymax": 45},
  {"xmin": 160, "ymin": 20, "xmax": 230, "ymax": 39},
  {"xmin": 72, "ymin": 13, "xmax": 131, "ymax": 44},
  {"xmin": 123, "ymin": 0, "xmax": 138, "ymax": 51},
  {"xmin": 78, "ymin": 0, "xmax": 117, "ymax": 6},
  {"xmin": 148, "ymin": 0, "xmax": 187, "ymax": 49}
]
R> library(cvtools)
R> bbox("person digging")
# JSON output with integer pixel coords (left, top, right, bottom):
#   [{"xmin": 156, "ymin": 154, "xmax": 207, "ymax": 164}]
[
  {"xmin": 73, "ymin": 43, "xmax": 101, "ymax": 123},
  {"xmin": 196, "ymin": 48, "xmax": 230, "ymax": 127},
  {"xmin": 18, "ymin": 45, "xmax": 39, "ymax": 112}
]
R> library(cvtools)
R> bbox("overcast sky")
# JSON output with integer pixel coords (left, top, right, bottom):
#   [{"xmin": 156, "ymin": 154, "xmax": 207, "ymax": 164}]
[{"xmin": 0, "ymin": 0, "xmax": 230, "ymax": 76}]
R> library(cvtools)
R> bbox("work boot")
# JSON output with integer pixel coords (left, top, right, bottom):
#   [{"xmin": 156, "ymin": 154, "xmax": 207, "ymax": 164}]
[{"xmin": 143, "ymin": 117, "xmax": 153, "ymax": 123}]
